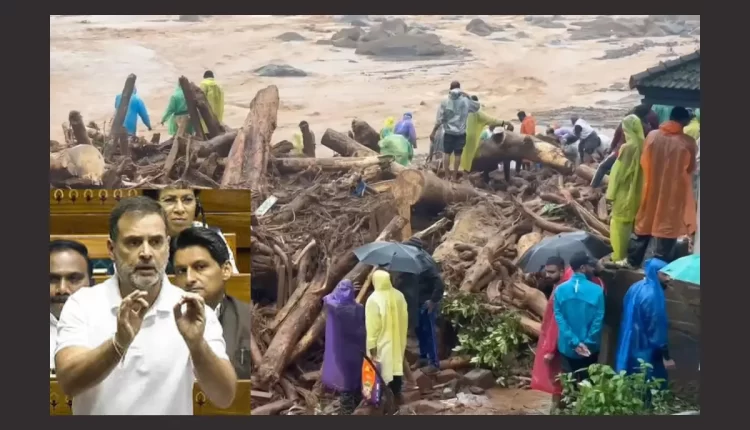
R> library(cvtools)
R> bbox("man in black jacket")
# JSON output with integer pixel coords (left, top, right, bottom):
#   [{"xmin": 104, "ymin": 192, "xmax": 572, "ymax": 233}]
[{"xmin": 394, "ymin": 237, "xmax": 445, "ymax": 374}]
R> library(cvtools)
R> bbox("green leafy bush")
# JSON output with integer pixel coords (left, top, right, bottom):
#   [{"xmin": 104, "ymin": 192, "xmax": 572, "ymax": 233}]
[
  {"xmin": 442, "ymin": 292, "xmax": 529, "ymax": 375},
  {"xmin": 558, "ymin": 361, "xmax": 672, "ymax": 415}
]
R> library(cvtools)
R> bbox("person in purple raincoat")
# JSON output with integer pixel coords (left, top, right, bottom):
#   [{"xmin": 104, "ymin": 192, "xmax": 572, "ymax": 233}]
[
  {"xmin": 321, "ymin": 279, "xmax": 367, "ymax": 415},
  {"xmin": 394, "ymin": 112, "xmax": 418, "ymax": 149}
]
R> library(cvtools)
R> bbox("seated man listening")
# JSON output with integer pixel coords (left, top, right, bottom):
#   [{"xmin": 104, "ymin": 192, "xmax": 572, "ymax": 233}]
[
  {"xmin": 50, "ymin": 240, "xmax": 94, "ymax": 372},
  {"xmin": 172, "ymin": 226, "xmax": 252, "ymax": 379}
]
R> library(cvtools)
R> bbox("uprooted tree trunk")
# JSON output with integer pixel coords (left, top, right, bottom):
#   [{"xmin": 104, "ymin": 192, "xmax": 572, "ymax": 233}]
[
  {"xmin": 178, "ymin": 76, "xmax": 207, "ymax": 141},
  {"xmin": 257, "ymin": 216, "xmax": 406, "ymax": 385},
  {"xmin": 189, "ymin": 82, "xmax": 224, "ymax": 139},
  {"xmin": 270, "ymin": 156, "xmax": 394, "ymax": 174},
  {"xmin": 68, "ymin": 111, "xmax": 91, "ymax": 146},
  {"xmin": 321, "ymin": 128, "xmax": 380, "ymax": 158},
  {"xmin": 106, "ymin": 73, "xmax": 137, "ymax": 160},
  {"xmin": 460, "ymin": 223, "xmax": 529, "ymax": 293},
  {"xmin": 221, "ymin": 85, "xmax": 279, "ymax": 190},
  {"xmin": 350, "ymin": 119, "xmax": 381, "ymax": 152},
  {"xmin": 195, "ymin": 131, "xmax": 239, "ymax": 158},
  {"xmin": 472, "ymin": 131, "xmax": 573, "ymax": 175},
  {"xmin": 394, "ymin": 169, "xmax": 480, "ymax": 208}
]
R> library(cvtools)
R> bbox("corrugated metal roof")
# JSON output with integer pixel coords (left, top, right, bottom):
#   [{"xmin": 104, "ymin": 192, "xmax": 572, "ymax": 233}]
[{"xmin": 629, "ymin": 50, "xmax": 700, "ymax": 91}]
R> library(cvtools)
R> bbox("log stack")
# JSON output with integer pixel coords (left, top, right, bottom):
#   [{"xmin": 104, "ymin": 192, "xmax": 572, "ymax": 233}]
[{"xmin": 247, "ymin": 118, "xmax": 616, "ymax": 415}]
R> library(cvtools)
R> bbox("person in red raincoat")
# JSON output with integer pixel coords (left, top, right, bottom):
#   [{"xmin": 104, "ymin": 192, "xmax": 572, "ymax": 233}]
[{"xmin": 531, "ymin": 257, "xmax": 605, "ymax": 413}]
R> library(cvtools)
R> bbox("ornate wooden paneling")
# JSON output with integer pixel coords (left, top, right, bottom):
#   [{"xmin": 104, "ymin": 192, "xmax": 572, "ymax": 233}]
[
  {"xmin": 92, "ymin": 274, "xmax": 251, "ymax": 304},
  {"xmin": 50, "ymin": 189, "xmax": 251, "ymax": 214},
  {"xmin": 50, "ymin": 380, "xmax": 251, "ymax": 415},
  {"xmin": 51, "ymin": 234, "xmax": 238, "ymax": 265}
]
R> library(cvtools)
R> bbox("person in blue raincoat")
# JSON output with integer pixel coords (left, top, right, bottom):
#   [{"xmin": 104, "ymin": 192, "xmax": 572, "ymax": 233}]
[
  {"xmin": 615, "ymin": 258, "xmax": 675, "ymax": 389},
  {"xmin": 553, "ymin": 251, "xmax": 605, "ymax": 383},
  {"xmin": 114, "ymin": 88, "xmax": 152, "ymax": 136}
]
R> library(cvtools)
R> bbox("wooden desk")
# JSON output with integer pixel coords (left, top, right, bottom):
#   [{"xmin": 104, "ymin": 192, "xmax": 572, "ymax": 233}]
[
  {"xmin": 92, "ymin": 274, "xmax": 251, "ymax": 304},
  {"xmin": 50, "ymin": 380, "xmax": 251, "ymax": 415},
  {"xmin": 50, "ymin": 233, "xmax": 238, "ymax": 264}
]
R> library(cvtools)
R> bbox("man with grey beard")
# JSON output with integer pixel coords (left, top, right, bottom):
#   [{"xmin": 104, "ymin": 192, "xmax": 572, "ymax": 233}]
[{"xmin": 54, "ymin": 196, "xmax": 237, "ymax": 415}]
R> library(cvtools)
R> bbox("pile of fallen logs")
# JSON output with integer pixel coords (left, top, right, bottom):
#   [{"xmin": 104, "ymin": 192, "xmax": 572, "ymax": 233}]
[
  {"xmin": 50, "ymin": 74, "xmax": 284, "ymax": 190},
  {"xmin": 249, "ymin": 110, "xmax": 614, "ymax": 414}
]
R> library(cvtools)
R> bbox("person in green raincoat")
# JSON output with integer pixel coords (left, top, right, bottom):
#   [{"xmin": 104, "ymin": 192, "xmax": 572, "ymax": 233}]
[
  {"xmin": 460, "ymin": 95, "xmax": 509, "ymax": 172},
  {"xmin": 199, "ymin": 70, "xmax": 225, "ymax": 133},
  {"xmin": 379, "ymin": 133, "xmax": 413, "ymax": 166},
  {"xmin": 606, "ymin": 115, "xmax": 646, "ymax": 262},
  {"xmin": 161, "ymin": 85, "xmax": 193, "ymax": 137}
]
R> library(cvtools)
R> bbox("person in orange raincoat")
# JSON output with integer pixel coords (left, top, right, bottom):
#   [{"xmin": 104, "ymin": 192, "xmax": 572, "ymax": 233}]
[
  {"xmin": 517, "ymin": 111, "xmax": 537, "ymax": 170},
  {"xmin": 531, "ymin": 258, "xmax": 605, "ymax": 414},
  {"xmin": 626, "ymin": 107, "xmax": 697, "ymax": 268}
]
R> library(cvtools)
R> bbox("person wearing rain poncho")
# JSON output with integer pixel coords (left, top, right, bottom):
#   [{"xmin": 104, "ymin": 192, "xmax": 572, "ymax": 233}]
[
  {"xmin": 615, "ymin": 258, "xmax": 674, "ymax": 389},
  {"xmin": 114, "ymin": 88, "xmax": 152, "ymax": 136},
  {"xmin": 627, "ymin": 107, "xmax": 697, "ymax": 269},
  {"xmin": 683, "ymin": 109, "xmax": 700, "ymax": 140},
  {"xmin": 380, "ymin": 117, "xmax": 396, "ymax": 139},
  {"xmin": 553, "ymin": 252, "xmax": 605, "ymax": 384},
  {"xmin": 378, "ymin": 133, "xmax": 414, "ymax": 166},
  {"xmin": 366, "ymin": 269, "xmax": 408, "ymax": 405},
  {"xmin": 321, "ymin": 280, "xmax": 366, "ymax": 415},
  {"xmin": 161, "ymin": 85, "xmax": 193, "ymax": 138},
  {"xmin": 199, "ymin": 70, "xmax": 225, "ymax": 134},
  {"xmin": 606, "ymin": 114, "xmax": 646, "ymax": 263},
  {"xmin": 460, "ymin": 96, "xmax": 509, "ymax": 172},
  {"xmin": 394, "ymin": 113, "xmax": 418, "ymax": 149}
]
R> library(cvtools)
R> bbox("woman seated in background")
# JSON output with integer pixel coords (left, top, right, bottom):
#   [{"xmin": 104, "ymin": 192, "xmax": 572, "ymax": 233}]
[{"xmin": 142, "ymin": 189, "xmax": 238, "ymax": 274}]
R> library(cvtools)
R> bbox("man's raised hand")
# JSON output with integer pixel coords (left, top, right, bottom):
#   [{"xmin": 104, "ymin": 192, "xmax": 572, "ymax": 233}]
[
  {"xmin": 174, "ymin": 292, "xmax": 207, "ymax": 348},
  {"xmin": 115, "ymin": 290, "xmax": 149, "ymax": 348}
]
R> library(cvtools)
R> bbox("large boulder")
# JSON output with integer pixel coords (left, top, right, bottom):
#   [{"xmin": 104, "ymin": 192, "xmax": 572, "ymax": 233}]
[
  {"xmin": 276, "ymin": 32, "xmax": 307, "ymax": 42},
  {"xmin": 331, "ymin": 26, "xmax": 364, "ymax": 42},
  {"xmin": 466, "ymin": 18, "xmax": 501, "ymax": 36},
  {"xmin": 254, "ymin": 64, "xmax": 308, "ymax": 78},
  {"xmin": 355, "ymin": 33, "xmax": 451, "ymax": 58}
]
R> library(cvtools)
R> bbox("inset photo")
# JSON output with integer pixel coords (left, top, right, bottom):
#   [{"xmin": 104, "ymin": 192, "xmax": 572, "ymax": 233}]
[{"xmin": 50, "ymin": 188, "xmax": 251, "ymax": 415}]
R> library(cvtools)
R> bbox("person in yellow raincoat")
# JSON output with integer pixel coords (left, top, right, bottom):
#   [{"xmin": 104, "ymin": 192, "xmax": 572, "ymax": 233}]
[
  {"xmin": 380, "ymin": 117, "xmax": 396, "ymax": 139},
  {"xmin": 460, "ymin": 95, "xmax": 509, "ymax": 172},
  {"xmin": 161, "ymin": 85, "xmax": 193, "ymax": 138},
  {"xmin": 199, "ymin": 70, "xmax": 224, "ymax": 133},
  {"xmin": 683, "ymin": 109, "xmax": 700, "ymax": 139},
  {"xmin": 627, "ymin": 107, "xmax": 697, "ymax": 268},
  {"xmin": 606, "ymin": 115, "xmax": 646, "ymax": 262},
  {"xmin": 366, "ymin": 269, "xmax": 408, "ymax": 405}
]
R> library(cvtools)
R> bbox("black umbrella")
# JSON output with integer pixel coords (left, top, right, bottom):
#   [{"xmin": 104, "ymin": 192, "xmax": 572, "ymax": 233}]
[
  {"xmin": 517, "ymin": 231, "xmax": 612, "ymax": 273},
  {"xmin": 353, "ymin": 241, "xmax": 430, "ymax": 274}
]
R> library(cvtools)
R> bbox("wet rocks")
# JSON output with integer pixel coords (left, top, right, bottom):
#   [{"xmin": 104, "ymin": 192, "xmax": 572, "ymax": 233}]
[
  {"xmin": 463, "ymin": 368, "xmax": 495, "ymax": 389},
  {"xmin": 276, "ymin": 32, "xmax": 307, "ymax": 42},
  {"xmin": 465, "ymin": 18, "xmax": 502, "ymax": 37},
  {"xmin": 254, "ymin": 64, "xmax": 308, "ymax": 78},
  {"xmin": 331, "ymin": 26, "xmax": 363, "ymax": 42},
  {"xmin": 338, "ymin": 15, "xmax": 370, "ymax": 24},
  {"xmin": 330, "ymin": 17, "xmax": 457, "ymax": 59},
  {"xmin": 435, "ymin": 369, "xmax": 459, "ymax": 384},
  {"xmin": 409, "ymin": 400, "xmax": 449, "ymax": 415},
  {"xmin": 178, "ymin": 15, "xmax": 202, "ymax": 23},
  {"xmin": 569, "ymin": 15, "xmax": 700, "ymax": 40},
  {"xmin": 515, "ymin": 31, "xmax": 530, "ymax": 39},
  {"xmin": 525, "ymin": 16, "xmax": 567, "ymax": 29}
]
